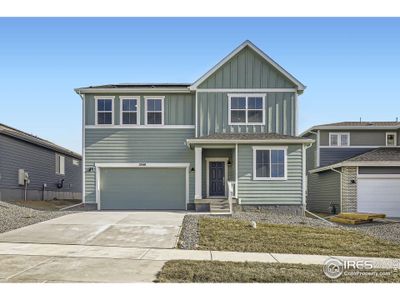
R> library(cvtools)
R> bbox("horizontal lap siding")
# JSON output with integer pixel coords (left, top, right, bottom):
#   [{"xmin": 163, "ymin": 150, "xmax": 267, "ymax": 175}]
[
  {"xmin": 197, "ymin": 92, "xmax": 295, "ymax": 137},
  {"xmin": 0, "ymin": 134, "xmax": 81, "ymax": 193},
  {"xmin": 237, "ymin": 144, "xmax": 303, "ymax": 205},
  {"xmin": 319, "ymin": 148, "xmax": 374, "ymax": 167},
  {"xmin": 307, "ymin": 171, "xmax": 341, "ymax": 213},
  {"xmin": 84, "ymin": 128, "xmax": 195, "ymax": 204}
]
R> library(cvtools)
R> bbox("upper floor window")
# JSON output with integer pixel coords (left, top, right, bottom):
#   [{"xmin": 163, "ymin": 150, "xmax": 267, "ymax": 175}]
[
  {"xmin": 253, "ymin": 147, "xmax": 287, "ymax": 180},
  {"xmin": 145, "ymin": 97, "xmax": 164, "ymax": 125},
  {"xmin": 55, "ymin": 154, "xmax": 65, "ymax": 175},
  {"xmin": 95, "ymin": 97, "xmax": 114, "ymax": 125},
  {"xmin": 72, "ymin": 159, "xmax": 80, "ymax": 166},
  {"xmin": 386, "ymin": 132, "xmax": 397, "ymax": 146},
  {"xmin": 329, "ymin": 132, "xmax": 350, "ymax": 147},
  {"xmin": 121, "ymin": 97, "xmax": 139, "ymax": 125},
  {"xmin": 228, "ymin": 94, "xmax": 265, "ymax": 125}
]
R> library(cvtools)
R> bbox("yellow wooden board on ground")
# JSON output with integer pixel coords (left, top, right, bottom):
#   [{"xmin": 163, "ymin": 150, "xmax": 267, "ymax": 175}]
[{"xmin": 338, "ymin": 212, "xmax": 386, "ymax": 221}]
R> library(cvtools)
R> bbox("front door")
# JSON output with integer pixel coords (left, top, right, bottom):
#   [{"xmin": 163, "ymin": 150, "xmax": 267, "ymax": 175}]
[{"xmin": 209, "ymin": 161, "xmax": 225, "ymax": 197}]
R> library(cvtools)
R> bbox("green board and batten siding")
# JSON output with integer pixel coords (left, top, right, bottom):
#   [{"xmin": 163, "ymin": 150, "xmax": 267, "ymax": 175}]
[
  {"xmin": 198, "ymin": 46, "xmax": 296, "ymax": 89},
  {"xmin": 197, "ymin": 92, "xmax": 296, "ymax": 137},
  {"xmin": 237, "ymin": 144, "xmax": 304, "ymax": 205},
  {"xmin": 84, "ymin": 128, "xmax": 195, "ymax": 204},
  {"xmin": 196, "ymin": 46, "xmax": 297, "ymax": 137},
  {"xmin": 85, "ymin": 94, "xmax": 194, "ymax": 126}
]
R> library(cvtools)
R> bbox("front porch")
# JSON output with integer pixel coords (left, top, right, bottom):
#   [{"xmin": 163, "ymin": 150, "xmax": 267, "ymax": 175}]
[{"xmin": 193, "ymin": 146, "xmax": 238, "ymax": 213}]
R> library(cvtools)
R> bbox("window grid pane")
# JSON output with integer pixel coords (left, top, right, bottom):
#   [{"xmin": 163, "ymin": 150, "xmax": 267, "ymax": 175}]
[
  {"xmin": 256, "ymin": 150, "xmax": 270, "ymax": 178},
  {"xmin": 341, "ymin": 134, "xmax": 349, "ymax": 146},
  {"xmin": 230, "ymin": 96, "xmax": 263, "ymax": 124},
  {"xmin": 330, "ymin": 134, "xmax": 339, "ymax": 146},
  {"xmin": 97, "ymin": 99, "xmax": 113, "ymax": 125}
]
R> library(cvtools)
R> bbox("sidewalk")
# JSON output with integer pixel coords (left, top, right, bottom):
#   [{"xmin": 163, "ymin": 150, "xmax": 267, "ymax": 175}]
[{"xmin": 0, "ymin": 242, "xmax": 398, "ymax": 269}]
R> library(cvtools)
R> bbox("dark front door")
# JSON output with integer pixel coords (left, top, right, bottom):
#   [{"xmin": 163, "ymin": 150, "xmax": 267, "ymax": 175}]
[{"xmin": 209, "ymin": 161, "xmax": 225, "ymax": 197}]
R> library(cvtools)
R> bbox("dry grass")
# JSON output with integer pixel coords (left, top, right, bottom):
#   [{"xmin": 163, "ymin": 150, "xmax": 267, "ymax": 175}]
[
  {"xmin": 14, "ymin": 199, "xmax": 81, "ymax": 211},
  {"xmin": 156, "ymin": 260, "xmax": 400, "ymax": 283},
  {"xmin": 197, "ymin": 218, "xmax": 400, "ymax": 258}
]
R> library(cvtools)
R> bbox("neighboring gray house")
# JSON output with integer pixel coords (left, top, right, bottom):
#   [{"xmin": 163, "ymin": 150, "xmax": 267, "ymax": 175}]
[
  {"xmin": 302, "ymin": 122, "xmax": 400, "ymax": 217},
  {"xmin": 0, "ymin": 123, "xmax": 82, "ymax": 201},
  {"xmin": 75, "ymin": 40, "xmax": 313, "ymax": 212}
]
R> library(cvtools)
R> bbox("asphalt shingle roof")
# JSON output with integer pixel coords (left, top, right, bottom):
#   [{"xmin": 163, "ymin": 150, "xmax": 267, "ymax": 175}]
[
  {"xmin": 318, "ymin": 121, "xmax": 400, "ymax": 127},
  {"xmin": 345, "ymin": 147, "xmax": 400, "ymax": 162},
  {"xmin": 0, "ymin": 123, "xmax": 81, "ymax": 159},
  {"xmin": 76, "ymin": 83, "xmax": 191, "ymax": 90}
]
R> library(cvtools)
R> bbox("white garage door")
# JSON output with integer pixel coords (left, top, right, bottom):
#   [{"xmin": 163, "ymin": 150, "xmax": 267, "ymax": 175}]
[{"xmin": 357, "ymin": 177, "xmax": 400, "ymax": 217}]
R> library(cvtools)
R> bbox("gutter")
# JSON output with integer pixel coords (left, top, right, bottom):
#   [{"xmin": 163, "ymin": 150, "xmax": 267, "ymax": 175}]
[
  {"xmin": 186, "ymin": 138, "xmax": 314, "ymax": 147},
  {"xmin": 74, "ymin": 87, "xmax": 192, "ymax": 94}
]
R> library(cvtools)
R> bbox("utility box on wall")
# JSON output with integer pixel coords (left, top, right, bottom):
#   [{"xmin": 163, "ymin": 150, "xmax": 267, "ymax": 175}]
[{"xmin": 18, "ymin": 169, "xmax": 29, "ymax": 186}]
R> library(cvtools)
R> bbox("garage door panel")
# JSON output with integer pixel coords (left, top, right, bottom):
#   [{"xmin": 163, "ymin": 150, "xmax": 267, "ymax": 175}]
[
  {"xmin": 357, "ymin": 178, "xmax": 400, "ymax": 217},
  {"xmin": 100, "ymin": 168, "xmax": 186, "ymax": 210}
]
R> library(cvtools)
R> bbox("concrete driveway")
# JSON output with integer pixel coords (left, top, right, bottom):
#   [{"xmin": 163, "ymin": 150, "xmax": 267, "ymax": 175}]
[{"xmin": 0, "ymin": 211, "xmax": 186, "ymax": 283}]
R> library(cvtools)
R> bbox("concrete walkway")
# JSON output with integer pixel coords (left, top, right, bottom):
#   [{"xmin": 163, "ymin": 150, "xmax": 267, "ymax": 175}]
[{"xmin": 0, "ymin": 241, "xmax": 399, "ymax": 282}]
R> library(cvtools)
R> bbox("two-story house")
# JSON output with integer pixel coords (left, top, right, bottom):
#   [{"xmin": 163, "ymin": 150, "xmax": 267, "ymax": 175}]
[
  {"xmin": 302, "ymin": 122, "xmax": 400, "ymax": 217},
  {"xmin": 75, "ymin": 40, "xmax": 313, "ymax": 213}
]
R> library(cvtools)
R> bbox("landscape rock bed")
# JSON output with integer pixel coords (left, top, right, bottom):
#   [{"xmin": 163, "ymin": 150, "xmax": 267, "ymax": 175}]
[{"xmin": 0, "ymin": 201, "xmax": 76, "ymax": 234}]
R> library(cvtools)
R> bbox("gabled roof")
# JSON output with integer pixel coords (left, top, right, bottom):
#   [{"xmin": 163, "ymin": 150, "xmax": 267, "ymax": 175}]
[
  {"xmin": 189, "ymin": 40, "xmax": 306, "ymax": 91},
  {"xmin": 0, "ymin": 123, "xmax": 81, "ymax": 159},
  {"xmin": 310, "ymin": 147, "xmax": 400, "ymax": 173},
  {"xmin": 187, "ymin": 133, "xmax": 313, "ymax": 146},
  {"xmin": 301, "ymin": 121, "xmax": 400, "ymax": 136}
]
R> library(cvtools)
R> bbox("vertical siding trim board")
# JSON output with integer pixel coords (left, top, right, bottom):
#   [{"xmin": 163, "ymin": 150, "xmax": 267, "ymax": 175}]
[
  {"xmin": 94, "ymin": 163, "xmax": 190, "ymax": 211},
  {"xmin": 194, "ymin": 147, "xmax": 202, "ymax": 199}
]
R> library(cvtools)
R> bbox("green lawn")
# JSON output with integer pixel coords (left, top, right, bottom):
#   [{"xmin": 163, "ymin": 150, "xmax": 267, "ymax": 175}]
[
  {"xmin": 196, "ymin": 218, "xmax": 400, "ymax": 258},
  {"xmin": 156, "ymin": 260, "xmax": 400, "ymax": 283}
]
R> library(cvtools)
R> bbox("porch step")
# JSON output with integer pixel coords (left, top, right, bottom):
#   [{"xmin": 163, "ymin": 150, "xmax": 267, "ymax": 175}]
[{"xmin": 209, "ymin": 198, "xmax": 230, "ymax": 214}]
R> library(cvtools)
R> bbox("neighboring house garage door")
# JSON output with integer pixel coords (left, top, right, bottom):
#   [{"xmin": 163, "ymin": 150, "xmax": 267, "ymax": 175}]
[
  {"xmin": 357, "ymin": 177, "xmax": 400, "ymax": 217},
  {"xmin": 99, "ymin": 167, "xmax": 187, "ymax": 210}
]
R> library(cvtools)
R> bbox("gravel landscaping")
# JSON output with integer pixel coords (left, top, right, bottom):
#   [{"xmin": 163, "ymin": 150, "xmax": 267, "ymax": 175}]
[
  {"xmin": 348, "ymin": 221, "xmax": 400, "ymax": 244},
  {"xmin": 0, "ymin": 201, "xmax": 78, "ymax": 234}
]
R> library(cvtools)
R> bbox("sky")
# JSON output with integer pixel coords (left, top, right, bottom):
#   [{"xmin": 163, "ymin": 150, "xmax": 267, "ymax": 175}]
[{"xmin": 0, "ymin": 18, "xmax": 399, "ymax": 153}]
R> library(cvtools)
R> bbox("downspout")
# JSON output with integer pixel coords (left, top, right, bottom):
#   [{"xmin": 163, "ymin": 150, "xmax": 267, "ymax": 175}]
[
  {"xmin": 302, "ymin": 142, "xmax": 313, "ymax": 215},
  {"xmin": 329, "ymin": 167, "xmax": 343, "ymax": 214}
]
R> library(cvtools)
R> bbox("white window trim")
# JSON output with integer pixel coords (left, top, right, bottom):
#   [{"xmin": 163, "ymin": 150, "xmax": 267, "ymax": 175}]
[
  {"xmin": 252, "ymin": 146, "xmax": 288, "ymax": 181},
  {"xmin": 120, "ymin": 96, "xmax": 140, "ymax": 126},
  {"xmin": 55, "ymin": 154, "xmax": 65, "ymax": 175},
  {"xmin": 94, "ymin": 96, "xmax": 115, "ymax": 126},
  {"xmin": 329, "ymin": 132, "xmax": 350, "ymax": 147},
  {"xmin": 386, "ymin": 132, "xmax": 397, "ymax": 147},
  {"xmin": 144, "ymin": 96, "xmax": 165, "ymax": 126},
  {"xmin": 228, "ymin": 94, "xmax": 266, "ymax": 126},
  {"xmin": 205, "ymin": 157, "xmax": 229, "ymax": 198}
]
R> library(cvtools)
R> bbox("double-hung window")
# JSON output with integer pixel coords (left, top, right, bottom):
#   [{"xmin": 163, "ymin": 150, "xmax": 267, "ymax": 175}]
[
  {"xmin": 121, "ymin": 97, "xmax": 139, "ymax": 125},
  {"xmin": 145, "ymin": 97, "xmax": 164, "ymax": 125},
  {"xmin": 386, "ymin": 132, "xmax": 397, "ymax": 146},
  {"xmin": 228, "ymin": 94, "xmax": 265, "ymax": 125},
  {"xmin": 253, "ymin": 147, "xmax": 287, "ymax": 180},
  {"xmin": 95, "ymin": 97, "xmax": 114, "ymax": 125},
  {"xmin": 55, "ymin": 154, "xmax": 65, "ymax": 175},
  {"xmin": 329, "ymin": 132, "xmax": 350, "ymax": 147}
]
